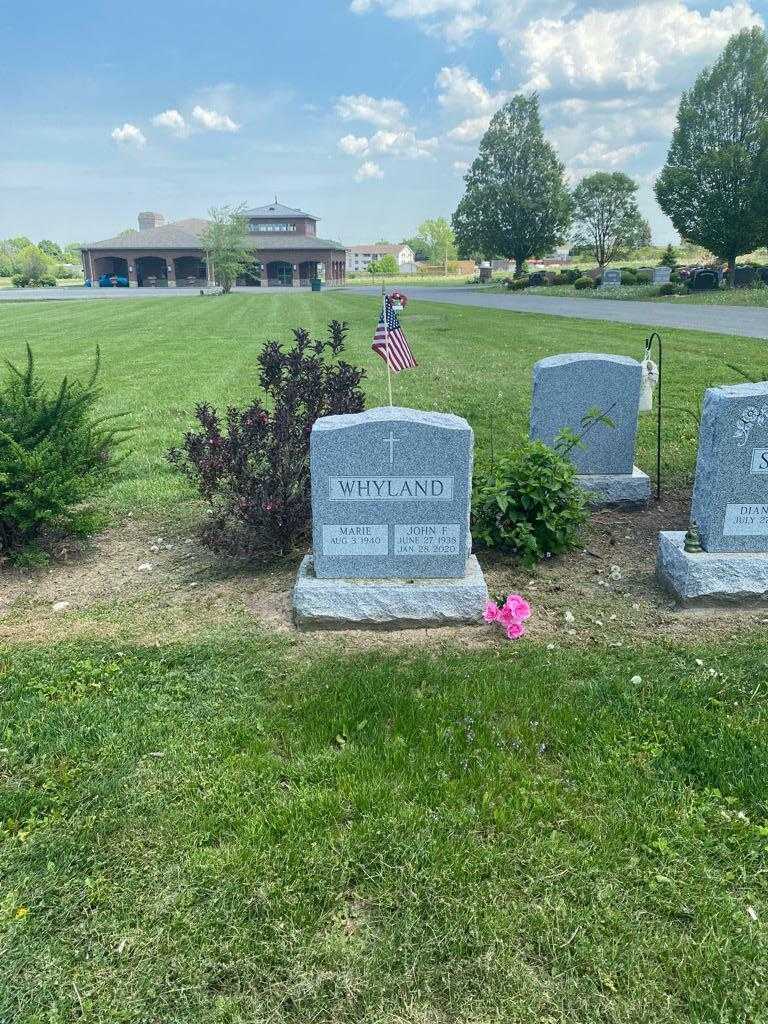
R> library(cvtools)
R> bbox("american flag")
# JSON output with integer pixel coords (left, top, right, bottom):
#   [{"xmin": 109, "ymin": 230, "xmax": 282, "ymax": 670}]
[{"xmin": 372, "ymin": 296, "xmax": 417, "ymax": 373}]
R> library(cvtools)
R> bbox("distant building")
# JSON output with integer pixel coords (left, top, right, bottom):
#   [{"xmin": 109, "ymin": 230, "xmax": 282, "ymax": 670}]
[
  {"xmin": 346, "ymin": 243, "xmax": 416, "ymax": 274},
  {"xmin": 81, "ymin": 201, "xmax": 346, "ymax": 287}
]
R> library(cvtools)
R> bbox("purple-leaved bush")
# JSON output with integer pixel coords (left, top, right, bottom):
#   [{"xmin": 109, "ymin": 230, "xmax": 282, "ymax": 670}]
[{"xmin": 168, "ymin": 320, "xmax": 365, "ymax": 556}]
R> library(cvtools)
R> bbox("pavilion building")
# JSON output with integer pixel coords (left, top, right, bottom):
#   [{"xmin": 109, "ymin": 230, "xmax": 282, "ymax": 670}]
[{"xmin": 81, "ymin": 202, "xmax": 346, "ymax": 287}]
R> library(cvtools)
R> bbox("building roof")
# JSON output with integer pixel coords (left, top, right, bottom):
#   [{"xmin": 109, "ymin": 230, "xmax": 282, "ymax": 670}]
[
  {"xmin": 242, "ymin": 202, "xmax": 318, "ymax": 220},
  {"xmin": 347, "ymin": 243, "xmax": 410, "ymax": 255},
  {"xmin": 84, "ymin": 220, "xmax": 344, "ymax": 253}
]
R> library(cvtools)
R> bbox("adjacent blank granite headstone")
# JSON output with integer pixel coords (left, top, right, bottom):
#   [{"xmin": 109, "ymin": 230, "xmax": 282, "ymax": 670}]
[
  {"xmin": 293, "ymin": 406, "xmax": 489, "ymax": 629},
  {"xmin": 530, "ymin": 353, "xmax": 650, "ymax": 508},
  {"xmin": 658, "ymin": 381, "xmax": 768, "ymax": 605},
  {"xmin": 601, "ymin": 269, "xmax": 621, "ymax": 288},
  {"xmin": 653, "ymin": 266, "xmax": 672, "ymax": 285}
]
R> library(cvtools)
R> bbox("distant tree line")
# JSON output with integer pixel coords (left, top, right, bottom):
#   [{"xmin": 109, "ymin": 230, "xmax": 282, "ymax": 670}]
[
  {"xmin": 452, "ymin": 26, "xmax": 768, "ymax": 281},
  {"xmin": 0, "ymin": 236, "xmax": 84, "ymax": 284}
]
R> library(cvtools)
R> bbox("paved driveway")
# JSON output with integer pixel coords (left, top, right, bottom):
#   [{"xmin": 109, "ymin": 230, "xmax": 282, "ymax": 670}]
[{"xmin": 350, "ymin": 286, "xmax": 768, "ymax": 340}]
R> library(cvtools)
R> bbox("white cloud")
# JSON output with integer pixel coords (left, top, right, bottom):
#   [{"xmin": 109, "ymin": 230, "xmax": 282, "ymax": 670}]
[
  {"xmin": 453, "ymin": 159, "xmax": 470, "ymax": 172},
  {"xmin": 349, "ymin": 0, "xmax": 484, "ymax": 42},
  {"xmin": 110, "ymin": 123, "xmax": 146, "ymax": 147},
  {"xmin": 336, "ymin": 93, "xmax": 409, "ymax": 127},
  {"xmin": 570, "ymin": 141, "xmax": 647, "ymax": 169},
  {"xmin": 370, "ymin": 129, "xmax": 438, "ymax": 158},
  {"xmin": 355, "ymin": 160, "xmax": 384, "ymax": 181},
  {"xmin": 447, "ymin": 114, "xmax": 492, "ymax": 141},
  {"xmin": 151, "ymin": 109, "xmax": 187, "ymax": 136},
  {"xmin": 340, "ymin": 130, "xmax": 437, "ymax": 158},
  {"xmin": 436, "ymin": 66, "xmax": 501, "ymax": 114},
  {"xmin": 191, "ymin": 105, "xmax": 240, "ymax": 132},
  {"xmin": 518, "ymin": 1, "xmax": 763, "ymax": 94},
  {"xmin": 339, "ymin": 133, "xmax": 370, "ymax": 155}
]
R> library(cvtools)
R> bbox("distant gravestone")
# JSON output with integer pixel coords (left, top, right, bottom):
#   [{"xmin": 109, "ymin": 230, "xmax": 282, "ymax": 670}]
[
  {"xmin": 310, "ymin": 407, "xmax": 473, "ymax": 579},
  {"xmin": 530, "ymin": 353, "xmax": 649, "ymax": 507},
  {"xmin": 734, "ymin": 266, "xmax": 757, "ymax": 288},
  {"xmin": 601, "ymin": 269, "xmax": 621, "ymax": 288},
  {"xmin": 653, "ymin": 266, "xmax": 672, "ymax": 285},
  {"xmin": 658, "ymin": 381, "xmax": 768, "ymax": 604},
  {"xmin": 293, "ymin": 406, "xmax": 489, "ymax": 628},
  {"xmin": 691, "ymin": 269, "xmax": 719, "ymax": 291}
]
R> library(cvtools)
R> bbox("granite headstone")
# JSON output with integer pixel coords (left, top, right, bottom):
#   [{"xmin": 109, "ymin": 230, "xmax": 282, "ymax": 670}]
[
  {"xmin": 601, "ymin": 269, "xmax": 621, "ymax": 288},
  {"xmin": 691, "ymin": 382, "xmax": 768, "ymax": 553},
  {"xmin": 653, "ymin": 266, "xmax": 672, "ymax": 284},
  {"xmin": 310, "ymin": 406, "xmax": 473, "ymax": 579},
  {"xmin": 530, "ymin": 353, "xmax": 642, "ymax": 475}
]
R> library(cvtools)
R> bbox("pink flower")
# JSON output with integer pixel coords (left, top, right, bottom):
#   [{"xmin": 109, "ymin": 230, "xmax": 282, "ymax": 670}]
[
  {"xmin": 504, "ymin": 594, "xmax": 532, "ymax": 621},
  {"xmin": 506, "ymin": 621, "xmax": 526, "ymax": 640},
  {"xmin": 483, "ymin": 601, "xmax": 501, "ymax": 623}
]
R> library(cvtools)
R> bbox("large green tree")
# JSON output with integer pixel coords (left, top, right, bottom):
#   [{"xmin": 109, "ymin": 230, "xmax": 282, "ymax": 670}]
[
  {"xmin": 572, "ymin": 172, "xmax": 649, "ymax": 267},
  {"xmin": 38, "ymin": 239, "xmax": 63, "ymax": 261},
  {"xmin": 655, "ymin": 27, "xmax": 768, "ymax": 286},
  {"xmin": 417, "ymin": 218, "xmax": 457, "ymax": 273},
  {"xmin": 452, "ymin": 95, "xmax": 572, "ymax": 276},
  {"xmin": 199, "ymin": 204, "xmax": 258, "ymax": 293}
]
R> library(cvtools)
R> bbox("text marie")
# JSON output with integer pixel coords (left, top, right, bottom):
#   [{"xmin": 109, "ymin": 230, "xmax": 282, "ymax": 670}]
[{"xmin": 329, "ymin": 476, "xmax": 454, "ymax": 501}]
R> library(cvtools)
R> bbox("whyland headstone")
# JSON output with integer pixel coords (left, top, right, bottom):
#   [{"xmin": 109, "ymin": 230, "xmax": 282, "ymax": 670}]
[
  {"xmin": 653, "ymin": 266, "xmax": 672, "ymax": 285},
  {"xmin": 658, "ymin": 381, "xmax": 768, "ymax": 604},
  {"xmin": 530, "ymin": 353, "xmax": 650, "ymax": 507},
  {"xmin": 293, "ymin": 406, "xmax": 488, "ymax": 628},
  {"xmin": 601, "ymin": 269, "xmax": 622, "ymax": 288}
]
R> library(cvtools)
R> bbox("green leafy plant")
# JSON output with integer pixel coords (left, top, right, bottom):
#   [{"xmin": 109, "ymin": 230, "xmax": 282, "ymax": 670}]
[
  {"xmin": 0, "ymin": 346, "xmax": 126, "ymax": 563},
  {"xmin": 658, "ymin": 281, "xmax": 686, "ymax": 296},
  {"xmin": 574, "ymin": 276, "xmax": 595, "ymax": 290},
  {"xmin": 509, "ymin": 277, "xmax": 529, "ymax": 291},
  {"xmin": 472, "ymin": 442, "xmax": 588, "ymax": 565}
]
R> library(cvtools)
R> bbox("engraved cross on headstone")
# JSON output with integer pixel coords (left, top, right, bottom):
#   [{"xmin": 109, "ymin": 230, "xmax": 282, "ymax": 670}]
[{"xmin": 382, "ymin": 430, "xmax": 399, "ymax": 466}]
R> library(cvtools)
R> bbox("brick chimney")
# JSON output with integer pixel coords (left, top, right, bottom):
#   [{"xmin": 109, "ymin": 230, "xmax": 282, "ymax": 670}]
[{"xmin": 138, "ymin": 211, "xmax": 165, "ymax": 231}]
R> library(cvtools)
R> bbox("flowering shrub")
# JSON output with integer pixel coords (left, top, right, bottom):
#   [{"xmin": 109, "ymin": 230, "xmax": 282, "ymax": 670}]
[
  {"xmin": 483, "ymin": 593, "xmax": 532, "ymax": 640},
  {"xmin": 167, "ymin": 320, "xmax": 366, "ymax": 557}
]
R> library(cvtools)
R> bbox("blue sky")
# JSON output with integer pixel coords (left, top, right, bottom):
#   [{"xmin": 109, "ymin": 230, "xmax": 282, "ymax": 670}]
[{"xmin": 2, "ymin": 0, "xmax": 765, "ymax": 247}]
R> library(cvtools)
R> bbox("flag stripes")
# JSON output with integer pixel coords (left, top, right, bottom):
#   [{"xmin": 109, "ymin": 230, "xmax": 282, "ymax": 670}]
[{"xmin": 371, "ymin": 296, "xmax": 417, "ymax": 373}]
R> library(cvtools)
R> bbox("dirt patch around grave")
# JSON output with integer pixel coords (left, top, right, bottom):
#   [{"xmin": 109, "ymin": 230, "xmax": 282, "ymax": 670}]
[{"xmin": 1, "ymin": 491, "xmax": 767, "ymax": 650}]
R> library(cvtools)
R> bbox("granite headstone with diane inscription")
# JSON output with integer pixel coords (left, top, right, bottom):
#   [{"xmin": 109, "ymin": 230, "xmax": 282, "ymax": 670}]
[{"xmin": 691, "ymin": 383, "xmax": 768, "ymax": 553}]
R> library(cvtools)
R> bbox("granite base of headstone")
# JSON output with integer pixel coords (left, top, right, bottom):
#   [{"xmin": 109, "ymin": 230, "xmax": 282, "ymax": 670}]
[
  {"xmin": 530, "ymin": 353, "xmax": 650, "ymax": 509},
  {"xmin": 658, "ymin": 382, "xmax": 768, "ymax": 606},
  {"xmin": 292, "ymin": 406, "xmax": 489, "ymax": 630},
  {"xmin": 293, "ymin": 554, "xmax": 488, "ymax": 630}
]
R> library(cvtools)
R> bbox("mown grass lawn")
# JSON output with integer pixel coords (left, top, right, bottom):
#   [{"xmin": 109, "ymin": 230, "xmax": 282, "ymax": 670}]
[
  {"xmin": 2, "ymin": 293, "xmax": 768, "ymax": 1022},
  {"xmin": 3, "ymin": 634, "xmax": 768, "ymax": 1022},
  {"xmin": 0, "ymin": 291, "xmax": 765, "ymax": 518}
]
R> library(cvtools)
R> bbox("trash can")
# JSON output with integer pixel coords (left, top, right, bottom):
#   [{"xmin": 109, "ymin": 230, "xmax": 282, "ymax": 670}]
[{"xmin": 311, "ymin": 279, "xmax": 322, "ymax": 292}]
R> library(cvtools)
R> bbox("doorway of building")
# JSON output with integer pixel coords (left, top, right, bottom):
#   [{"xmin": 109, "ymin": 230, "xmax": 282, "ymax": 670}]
[
  {"xmin": 266, "ymin": 261, "xmax": 293, "ymax": 287},
  {"xmin": 136, "ymin": 256, "xmax": 168, "ymax": 287}
]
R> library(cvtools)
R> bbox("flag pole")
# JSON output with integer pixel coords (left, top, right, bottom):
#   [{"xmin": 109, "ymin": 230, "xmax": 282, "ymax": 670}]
[{"xmin": 382, "ymin": 284, "xmax": 393, "ymax": 407}]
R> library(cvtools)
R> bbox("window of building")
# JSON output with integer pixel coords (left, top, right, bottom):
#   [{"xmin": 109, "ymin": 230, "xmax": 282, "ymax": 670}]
[{"xmin": 248, "ymin": 222, "xmax": 297, "ymax": 232}]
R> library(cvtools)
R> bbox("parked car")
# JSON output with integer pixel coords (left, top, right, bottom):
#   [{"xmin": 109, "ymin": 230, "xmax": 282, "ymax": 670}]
[{"xmin": 98, "ymin": 273, "xmax": 129, "ymax": 287}]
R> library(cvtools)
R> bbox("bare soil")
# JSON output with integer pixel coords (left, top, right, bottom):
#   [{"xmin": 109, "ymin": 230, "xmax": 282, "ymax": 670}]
[{"xmin": 2, "ymin": 493, "xmax": 766, "ymax": 649}]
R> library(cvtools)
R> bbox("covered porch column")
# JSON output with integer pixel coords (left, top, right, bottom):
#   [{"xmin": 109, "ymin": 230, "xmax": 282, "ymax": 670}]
[
  {"xmin": 128, "ymin": 259, "xmax": 138, "ymax": 288},
  {"xmin": 166, "ymin": 256, "xmax": 176, "ymax": 288}
]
